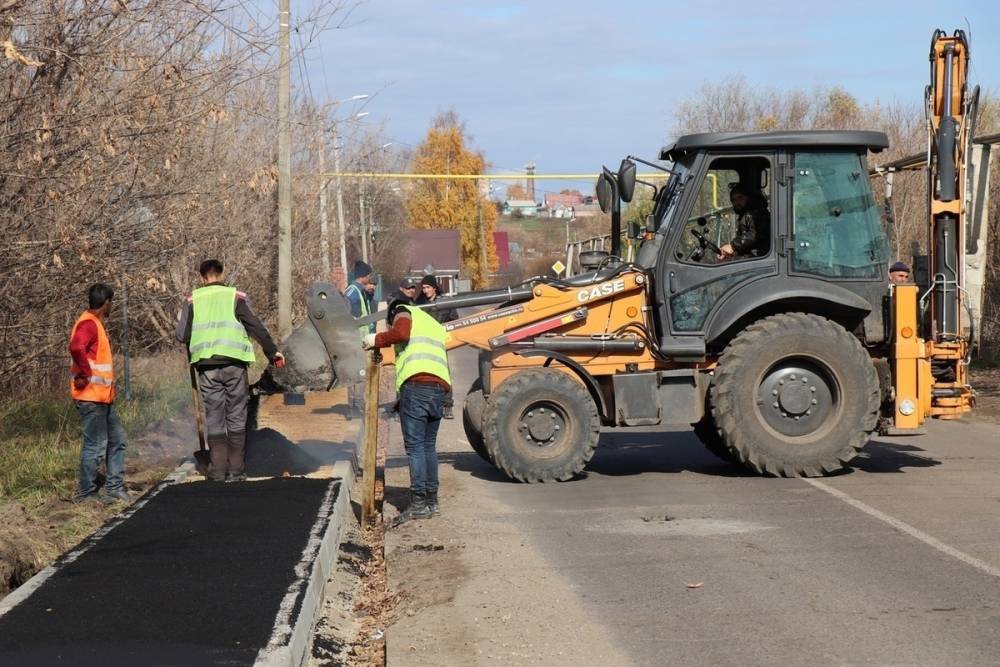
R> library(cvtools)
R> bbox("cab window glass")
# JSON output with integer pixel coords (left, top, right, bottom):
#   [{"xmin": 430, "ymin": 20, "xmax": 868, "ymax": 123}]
[
  {"xmin": 791, "ymin": 152, "xmax": 887, "ymax": 278},
  {"xmin": 674, "ymin": 157, "xmax": 771, "ymax": 265}
]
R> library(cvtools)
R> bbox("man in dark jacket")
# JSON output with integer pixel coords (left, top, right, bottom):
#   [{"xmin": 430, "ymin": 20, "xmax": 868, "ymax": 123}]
[
  {"xmin": 718, "ymin": 184, "xmax": 770, "ymax": 260},
  {"xmin": 416, "ymin": 275, "xmax": 457, "ymax": 418},
  {"xmin": 176, "ymin": 259, "xmax": 284, "ymax": 482},
  {"xmin": 417, "ymin": 275, "xmax": 458, "ymax": 324}
]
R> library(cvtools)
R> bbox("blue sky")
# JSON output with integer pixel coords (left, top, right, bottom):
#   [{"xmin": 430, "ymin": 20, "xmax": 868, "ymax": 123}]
[{"xmin": 303, "ymin": 0, "xmax": 1000, "ymax": 198}]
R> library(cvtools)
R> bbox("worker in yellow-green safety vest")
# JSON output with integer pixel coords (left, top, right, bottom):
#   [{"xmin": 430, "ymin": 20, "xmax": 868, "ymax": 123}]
[
  {"xmin": 363, "ymin": 290, "xmax": 451, "ymax": 526},
  {"xmin": 343, "ymin": 260, "xmax": 376, "ymax": 334},
  {"xmin": 176, "ymin": 259, "xmax": 285, "ymax": 482}
]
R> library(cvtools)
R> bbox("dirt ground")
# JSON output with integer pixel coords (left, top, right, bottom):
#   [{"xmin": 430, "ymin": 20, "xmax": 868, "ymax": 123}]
[
  {"xmin": 378, "ymin": 411, "xmax": 630, "ymax": 665},
  {"xmin": 970, "ymin": 367, "xmax": 1000, "ymax": 422},
  {"xmin": 0, "ymin": 414, "xmax": 196, "ymax": 597}
]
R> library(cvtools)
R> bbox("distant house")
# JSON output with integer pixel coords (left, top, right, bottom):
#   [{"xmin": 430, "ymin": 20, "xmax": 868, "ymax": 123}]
[
  {"xmin": 502, "ymin": 199, "xmax": 540, "ymax": 217},
  {"xmin": 544, "ymin": 192, "xmax": 583, "ymax": 210},
  {"xmin": 544, "ymin": 192, "xmax": 601, "ymax": 218},
  {"xmin": 403, "ymin": 229, "xmax": 462, "ymax": 295}
]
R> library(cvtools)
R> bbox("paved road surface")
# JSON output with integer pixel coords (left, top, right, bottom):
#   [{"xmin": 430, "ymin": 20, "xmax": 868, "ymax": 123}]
[{"xmin": 387, "ymin": 347, "xmax": 1000, "ymax": 665}]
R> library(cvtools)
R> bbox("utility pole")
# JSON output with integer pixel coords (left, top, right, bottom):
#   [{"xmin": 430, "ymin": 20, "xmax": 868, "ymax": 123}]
[
  {"xmin": 359, "ymin": 180, "xmax": 368, "ymax": 263},
  {"xmin": 276, "ymin": 0, "xmax": 292, "ymax": 337},
  {"xmin": 333, "ymin": 126, "xmax": 349, "ymax": 273},
  {"xmin": 477, "ymin": 180, "xmax": 488, "ymax": 288},
  {"xmin": 318, "ymin": 128, "xmax": 331, "ymax": 278}
]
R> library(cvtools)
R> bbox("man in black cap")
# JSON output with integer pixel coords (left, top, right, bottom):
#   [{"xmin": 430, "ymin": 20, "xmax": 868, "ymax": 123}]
[
  {"xmin": 344, "ymin": 260, "xmax": 376, "ymax": 334},
  {"xmin": 399, "ymin": 276, "xmax": 420, "ymax": 304},
  {"xmin": 889, "ymin": 261, "xmax": 911, "ymax": 285},
  {"xmin": 718, "ymin": 183, "xmax": 770, "ymax": 260}
]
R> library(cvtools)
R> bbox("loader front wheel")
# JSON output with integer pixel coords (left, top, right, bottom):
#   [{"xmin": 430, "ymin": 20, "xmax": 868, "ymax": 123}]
[
  {"xmin": 711, "ymin": 313, "xmax": 879, "ymax": 477},
  {"xmin": 483, "ymin": 368, "xmax": 600, "ymax": 483},
  {"xmin": 462, "ymin": 378, "xmax": 493, "ymax": 464}
]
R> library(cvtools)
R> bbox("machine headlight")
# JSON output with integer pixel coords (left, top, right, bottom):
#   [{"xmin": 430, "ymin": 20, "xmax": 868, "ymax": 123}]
[{"xmin": 899, "ymin": 399, "xmax": 916, "ymax": 416}]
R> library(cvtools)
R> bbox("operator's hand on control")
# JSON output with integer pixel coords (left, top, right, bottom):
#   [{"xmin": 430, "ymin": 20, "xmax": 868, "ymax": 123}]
[
  {"xmin": 272, "ymin": 352, "xmax": 286, "ymax": 369},
  {"xmin": 362, "ymin": 333, "xmax": 377, "ymax": 350},
  {"xmin": 73, "ymin": 375, "xmax": 89, "ymax": 390},
  {"xmin": 717, "ymin": 243, "xmax": 736, "ymax": 261}
]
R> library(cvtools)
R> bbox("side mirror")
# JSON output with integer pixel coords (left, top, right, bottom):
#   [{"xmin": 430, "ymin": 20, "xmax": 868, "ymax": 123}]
[
  {"xmin": 628, "ymin": 221, "xmax": 641, "ymax": 239},
  {"xmin": 596, "ymin": 172, "xmax": 613, "ymax": 213},
  {"xmin": 618, "ymin": 159, "xmax": 636, "ymax": 203}
]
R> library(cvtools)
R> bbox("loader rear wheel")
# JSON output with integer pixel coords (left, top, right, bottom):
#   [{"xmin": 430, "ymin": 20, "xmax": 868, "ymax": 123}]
[
  {"xmin": 711, "ymin": 313, "xmax": 879, "ymax": 477},
  {"xmin": 462, "ymin": 378, "xmax": 493, "ymax": 464},
  {"xmin": 483, "ymin": 368, "xmax": 600, "ymax": 483}
]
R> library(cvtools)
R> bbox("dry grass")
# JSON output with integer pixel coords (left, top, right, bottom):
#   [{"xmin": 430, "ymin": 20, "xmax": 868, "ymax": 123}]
[{"xmin": 0, "ymin": 356, "xmax": 189, "ymax": 503}]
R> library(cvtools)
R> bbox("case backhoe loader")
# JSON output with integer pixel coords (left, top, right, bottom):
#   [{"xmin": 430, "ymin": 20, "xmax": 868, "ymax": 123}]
[{"xmin": 278, "ymin": 29, "xmax": 986, "ymax": 483}]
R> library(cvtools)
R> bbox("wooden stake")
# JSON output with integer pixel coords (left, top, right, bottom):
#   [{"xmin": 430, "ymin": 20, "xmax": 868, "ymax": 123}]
[{"xmin": 361, "ymin": 349, "xmax": 381, "ymax": 523}]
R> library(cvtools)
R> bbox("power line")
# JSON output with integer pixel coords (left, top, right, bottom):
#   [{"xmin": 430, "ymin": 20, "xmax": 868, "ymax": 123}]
[{"xmin": 318, "ymin": 172, "xmax": 669, "ymax": 180}]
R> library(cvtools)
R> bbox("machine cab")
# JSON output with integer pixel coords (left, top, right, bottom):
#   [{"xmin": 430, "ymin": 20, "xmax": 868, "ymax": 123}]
[{"xmin": 634, "ymin": 131, "xmax": 891, "ymax": 358}]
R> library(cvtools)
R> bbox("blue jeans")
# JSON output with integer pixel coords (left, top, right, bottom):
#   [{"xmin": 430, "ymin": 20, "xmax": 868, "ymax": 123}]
[
  {"xmin": 76, "ymin": 401, "xmax": 127, "ymax": 497},
  {"xmin": 398, "ymin": 382, "xmax": 446, "ymax": 495}
]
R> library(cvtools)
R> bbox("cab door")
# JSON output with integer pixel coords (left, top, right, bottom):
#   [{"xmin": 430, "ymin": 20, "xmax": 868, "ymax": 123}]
[{"xmin": 658, "ymin": 152, "xmax": 779, "ymax": 357}]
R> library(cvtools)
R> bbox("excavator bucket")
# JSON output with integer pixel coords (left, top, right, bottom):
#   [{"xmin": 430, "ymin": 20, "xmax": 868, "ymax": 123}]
[{"xmin": 269, "ymin": 282, "xmax": 367, "ymax": 392}]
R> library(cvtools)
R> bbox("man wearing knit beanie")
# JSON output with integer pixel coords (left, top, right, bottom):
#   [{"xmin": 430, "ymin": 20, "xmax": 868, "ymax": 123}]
[
  {"xmin": 417, "ymin": 274, "xmax": 458, "ymax": 418},
  {"xmin": 344, "ymin": 260, "xmax": 376, "ymax": 333}
]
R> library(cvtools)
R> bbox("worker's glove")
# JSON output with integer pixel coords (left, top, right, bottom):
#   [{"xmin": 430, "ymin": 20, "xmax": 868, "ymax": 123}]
[
  {"xmin": 362, "ymin": 333, "xmax": 377, "ymax": 350},
  {"xmin": 272, "ymin": 352, "xmax": 286, "ymax": 369},
  {"xmin": 73, "ymin": 375, "xmax": 89, "ymax": 390}
]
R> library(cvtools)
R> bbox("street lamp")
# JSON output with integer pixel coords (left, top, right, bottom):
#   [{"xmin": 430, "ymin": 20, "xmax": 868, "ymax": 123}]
[
  {"xmin": 360, "ymin": 141, "xmax": 393, "ymax": 264},
  {"xmin": 317, "ymin": 102, "xmax": 368, "ymax": 277}
]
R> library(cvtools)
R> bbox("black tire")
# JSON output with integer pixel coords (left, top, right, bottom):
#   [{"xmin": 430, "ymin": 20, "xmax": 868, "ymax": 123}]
[
  {"xmin": 711, "ymin": 313, "xmax": 879, "ymax": 477},
  {"xmin": 692, "ymin": 415, "xmax": 739, "ymax": 464},
  {"xmin": 483, "ymin": 368, "xmax": 600, "ymax": 483},
  {"xmin": 462, "ymin": 378, "xmax": 493, "ymax": 464}
]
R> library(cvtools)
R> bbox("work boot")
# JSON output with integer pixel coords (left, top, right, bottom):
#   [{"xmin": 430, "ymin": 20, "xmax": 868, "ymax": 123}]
[
  {"xmin": 207, "ymin": 436, "xmax": 228, "ymax": 482},
  {"xmin": 99, "ymin": 487, "xmax": 132, "ymax": 504},
  {"xmin": 73, "ymin": 493, "xmax": 102, "ymax": 505},
  {"xmin": 426, "ymin": 491, "xmax": 440, "ymax": 516},
  {"xmin": 391, "ymin": 492, "xmax": 432, "ymax": 528},
  {"xmin": 442, "ymin": 405, "xmax": 454, "ymax": 420},
  {"xmin": 228, "ymin": 431, "xmax": 247, "ymax": 480}
]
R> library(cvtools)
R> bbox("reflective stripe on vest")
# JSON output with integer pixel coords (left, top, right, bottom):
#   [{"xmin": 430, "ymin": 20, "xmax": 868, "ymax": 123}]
[
  {"xmin": 344, "ymin": 283, "xmax": 372, "ymax": 335},
  {"xmin": 394, "ymin": 306, "xmax": 451, "ymax": 390},
  {"xmin": 69, "ymin": 311, "xmax": 116, "ymax": 403},
  {"xmin": 188, "ymin": 285, "xmax": 256, "ymax": 364}
]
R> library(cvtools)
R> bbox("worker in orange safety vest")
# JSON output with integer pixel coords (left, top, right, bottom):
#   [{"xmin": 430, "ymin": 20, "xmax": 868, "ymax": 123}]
[{"xmin": 69, "ymin": 283, "xmax": 130, "ymax": 504}]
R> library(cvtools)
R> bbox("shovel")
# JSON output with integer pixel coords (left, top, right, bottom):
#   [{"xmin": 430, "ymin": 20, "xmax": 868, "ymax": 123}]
[{"xmin": 189, "ymin": 365, "xmax": 211, "ymax": 471}]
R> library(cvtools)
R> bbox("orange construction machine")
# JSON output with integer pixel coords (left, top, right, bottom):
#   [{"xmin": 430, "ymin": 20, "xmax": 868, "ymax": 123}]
[{"xmin": 287, "ymin": 29, "xmax": 987, "ymax": 483}]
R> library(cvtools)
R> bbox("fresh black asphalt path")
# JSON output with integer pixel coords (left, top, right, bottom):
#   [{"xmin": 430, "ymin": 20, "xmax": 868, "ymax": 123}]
[{"xmin": 0, "ymin": 477, "xmax": 338, "ymax": 667}]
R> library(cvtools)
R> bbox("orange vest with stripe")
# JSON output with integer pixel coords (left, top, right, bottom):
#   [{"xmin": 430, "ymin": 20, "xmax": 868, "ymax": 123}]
[{"xmin": 69, "ymin": 311, "xmax": 116, "ymax": 403}]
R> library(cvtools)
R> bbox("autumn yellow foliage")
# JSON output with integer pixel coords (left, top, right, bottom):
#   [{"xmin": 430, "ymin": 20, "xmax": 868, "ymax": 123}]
[{"xmin": 405, "ymin": 112, "xmax": 497, "ymax": 288}]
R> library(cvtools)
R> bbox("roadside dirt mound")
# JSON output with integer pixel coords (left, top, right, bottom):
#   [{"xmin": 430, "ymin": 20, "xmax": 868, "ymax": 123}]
[{"xmin": 0, "ymin": 503, "xmax": 46, "ymax": 597}]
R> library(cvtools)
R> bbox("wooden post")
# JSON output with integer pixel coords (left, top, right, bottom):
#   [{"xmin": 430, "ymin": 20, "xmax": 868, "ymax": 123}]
[{"xmin": 361, "ymin": 349, "xmax": 381, "ymax": 523}]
